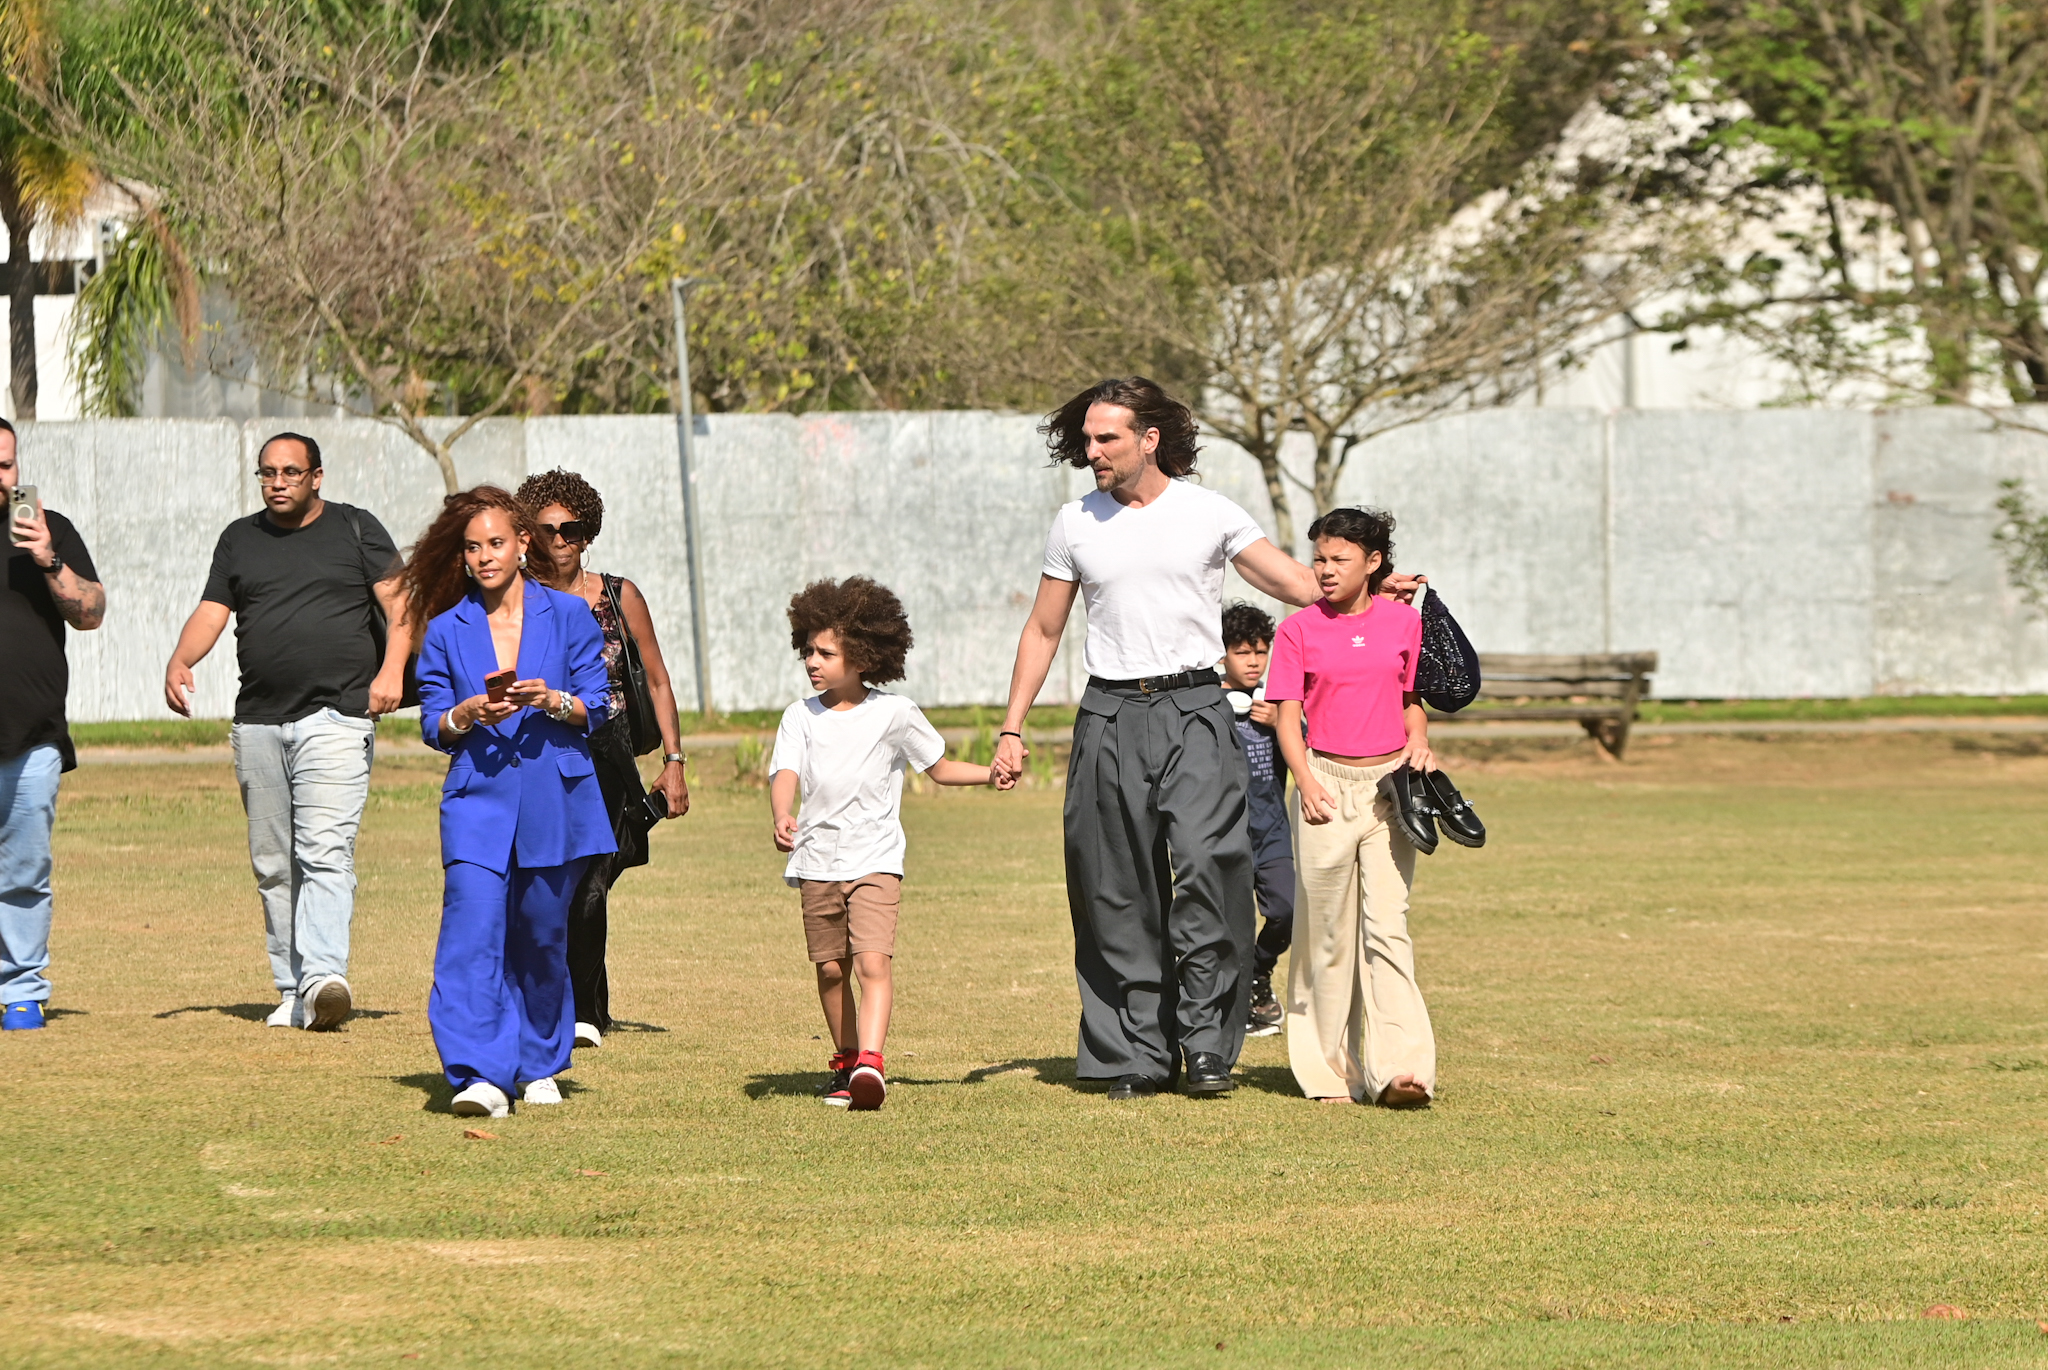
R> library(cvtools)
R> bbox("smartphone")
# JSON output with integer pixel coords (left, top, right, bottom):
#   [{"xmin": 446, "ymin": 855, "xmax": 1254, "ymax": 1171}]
[
  {"xmin": 7, "ymin": 485, "xmax": 36, "ymax": 545},
  {"xmin": 640, "ymin": 789, "xmax": 669, "ymax": 824},
  {"xmin": 484, "ymin": 668, "xmax": 516, "ymax": 703}
]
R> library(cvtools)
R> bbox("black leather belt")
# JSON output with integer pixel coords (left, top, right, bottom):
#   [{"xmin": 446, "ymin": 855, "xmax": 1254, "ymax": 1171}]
[{"xmin": 1088, "ymin": 668, "xmax": 1220, "ymax": 694}]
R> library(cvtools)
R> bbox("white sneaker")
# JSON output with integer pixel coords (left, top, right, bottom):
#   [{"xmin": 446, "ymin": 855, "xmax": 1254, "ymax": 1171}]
[
  {"xmin": 451, "ymin": 1082, "xmax": 511, "ymax": 1117},
  {"xmin": 521, "ymin": 1077, "xmax": 563, "ymax": 1105},
  {"xmin": 302, "ymin": 975, "xmax": 352, "ymax": 1031},
  {"xmin": 265, "ymin": 994, "xmax": 302, "ymax": 1028},
  {"xmin": 573, "ymin": 1022, "xmax": 603, "ymax": 1048}
]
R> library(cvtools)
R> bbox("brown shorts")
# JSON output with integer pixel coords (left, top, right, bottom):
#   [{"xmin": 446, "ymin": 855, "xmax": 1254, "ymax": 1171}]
[{"xmin": 799, "ymin": 874, "xmax": 901, "ymax": 962}]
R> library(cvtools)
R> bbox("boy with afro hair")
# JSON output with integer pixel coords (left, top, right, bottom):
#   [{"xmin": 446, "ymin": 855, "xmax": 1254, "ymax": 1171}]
[{"xmin": 769, "ymin": 577, "xmax": 995, "ymax": 1109}]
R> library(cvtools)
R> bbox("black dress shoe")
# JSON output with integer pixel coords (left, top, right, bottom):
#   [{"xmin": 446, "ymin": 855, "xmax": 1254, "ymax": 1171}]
[
  {"xmin": 1107, "ymin": 1074, "xmax": 1162, "ymax": 1100},
  {"xmin": 1375, "ymin": 766, "xmax": 1441, "ymax": 854},
  {"xmin": 1420, "ymin": 767, "xmax": 1485, "ymax": 847},
  {"xmin": 1184, "ymin": 1052, "xmax": 1234, "ymax": 1095}
]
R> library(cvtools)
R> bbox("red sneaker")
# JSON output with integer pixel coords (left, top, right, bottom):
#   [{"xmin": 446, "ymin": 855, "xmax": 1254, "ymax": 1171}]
[
  {"xmin": 848, "ymin": 1049, "xmax": 886, "ymax": 1111},
  {"xmin": 822, "ymin": 1049, "xmax": 856, "ymax": 1108}
]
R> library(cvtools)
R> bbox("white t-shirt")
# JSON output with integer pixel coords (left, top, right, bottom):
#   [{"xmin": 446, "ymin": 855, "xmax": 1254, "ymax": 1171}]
[
  {"xmin": 769, "ymin": 689, "xmax": 948, "ymax": 886},
  {"xmin": 1041, "ymin": 480, "xmax": 1268, "ymax": 679}
]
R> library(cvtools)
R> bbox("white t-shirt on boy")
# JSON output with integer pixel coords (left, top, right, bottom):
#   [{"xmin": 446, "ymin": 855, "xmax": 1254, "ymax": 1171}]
[
  {"xmin": 769, "ymin": 688, "xmax": 948, "ymax": 886},
  {"xmin": 1041, "ymin": 479, "xmax": 1267, "ymax": 680}
]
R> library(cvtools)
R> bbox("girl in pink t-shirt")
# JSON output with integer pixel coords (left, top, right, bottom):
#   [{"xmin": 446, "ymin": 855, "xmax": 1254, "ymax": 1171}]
[{"xmin": 1264, "ymin": 507, "xmax": 1437, "ymax": 1108}]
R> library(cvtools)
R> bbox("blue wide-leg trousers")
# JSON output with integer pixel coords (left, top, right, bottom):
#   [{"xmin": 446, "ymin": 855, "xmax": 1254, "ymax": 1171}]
[{"xmin": 430, "ymin": 857, "xmax": 589, "ymax": 1093}]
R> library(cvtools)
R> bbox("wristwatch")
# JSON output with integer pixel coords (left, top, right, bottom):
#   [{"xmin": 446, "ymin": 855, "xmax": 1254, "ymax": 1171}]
[
  {"xmin": 39, "ymin": 553, "xmax": 62, "ymax": 576},
  {"xmin": 662, "ymin": 751, "xmax": 687, "ymax": 767}
]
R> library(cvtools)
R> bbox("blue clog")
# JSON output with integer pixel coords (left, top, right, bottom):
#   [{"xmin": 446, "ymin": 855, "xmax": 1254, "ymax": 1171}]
[{"xmin": 2, "ymin": 1002, "xmax": 46, "ymax": 1030}]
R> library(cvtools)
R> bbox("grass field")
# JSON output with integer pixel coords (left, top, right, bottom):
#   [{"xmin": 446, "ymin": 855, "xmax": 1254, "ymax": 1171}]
[
  {"xmin": 61, "ymin": 693, "xmax": 2048, "ymax": 750},
  {"xmin": 6, "ymin": 730, "xmax": 2048, "ymax": 1367}
]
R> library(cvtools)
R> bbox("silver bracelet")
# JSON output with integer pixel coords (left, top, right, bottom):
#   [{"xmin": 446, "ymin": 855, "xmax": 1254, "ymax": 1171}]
[
  {"xmin": 443, "ymin": 708, "xmax": 472, "ymax": 736},
  {"xmin": 548, "ymin": 692, "xmax": 577, "ymax": 722}
]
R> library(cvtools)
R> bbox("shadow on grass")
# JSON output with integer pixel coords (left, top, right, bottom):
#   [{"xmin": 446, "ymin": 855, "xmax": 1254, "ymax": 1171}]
[
  {"xmin": 744, "ymin": 1058, "xmax": 1092, "ymax": 1100},
  {"xmin": 153, "ymin": 1004, "xmax": 404, "ymax": 1023},
  {"xmin": 604, "ymin": 1019, "xmax": 669, "ymax": 1034},
  {"xmin": 1233, "ymin": 1064, "xmax": 1305, "ymax": 1098},
  {"xmin": 393, "ymin": 1072, "xmax": 457, "ymax": 1114},
  {"xmin": 44, "ymin": 1007, "xmax": 88, "ymax": 1020}
]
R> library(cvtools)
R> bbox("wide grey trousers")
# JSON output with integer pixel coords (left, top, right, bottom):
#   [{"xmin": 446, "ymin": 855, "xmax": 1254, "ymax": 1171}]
[{"xmin": 1064, "ymin": 680, "xmax": 1258, "ymax": 1080}]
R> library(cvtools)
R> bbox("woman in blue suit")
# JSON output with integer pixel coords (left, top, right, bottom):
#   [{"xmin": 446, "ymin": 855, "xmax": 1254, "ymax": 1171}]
[{"xmin": 402, "ymin": 486, "xmax": 617, "ymax": 1118}]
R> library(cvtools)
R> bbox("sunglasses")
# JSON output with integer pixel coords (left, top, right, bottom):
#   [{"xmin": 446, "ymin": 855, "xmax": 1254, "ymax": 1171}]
[{"xmin": 540, "ymin": 520, "xmax": 590, "ymax": 543}]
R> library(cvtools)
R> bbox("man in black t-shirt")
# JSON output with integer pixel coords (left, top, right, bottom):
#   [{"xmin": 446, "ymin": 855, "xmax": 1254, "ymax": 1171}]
[
  {"xmin": 0, "ymin": 418, "xmax": 106, "ymax": 1031},
  {"xmin": 164, "ymin": 432, "xmax": 407, "ymax": 1032}
]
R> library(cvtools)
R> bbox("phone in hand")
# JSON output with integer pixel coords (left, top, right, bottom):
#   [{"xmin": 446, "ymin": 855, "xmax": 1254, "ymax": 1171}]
[
  {"xmin": 639, "ymin": 789, "xmax": 669, "ymax": 824},
  {"xmin": 484, "ymin": 668, "xmax": 516, "ymax": 703},
  {"xmin": 8, "ymin": 485, "xmax": 37, "ymax": 545}
]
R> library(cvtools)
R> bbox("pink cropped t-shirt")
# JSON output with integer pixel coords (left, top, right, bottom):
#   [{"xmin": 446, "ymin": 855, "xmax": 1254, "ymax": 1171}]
[{"xmin": 1264, "ymin": 597, "xmax": 1422, "ymax": 758}]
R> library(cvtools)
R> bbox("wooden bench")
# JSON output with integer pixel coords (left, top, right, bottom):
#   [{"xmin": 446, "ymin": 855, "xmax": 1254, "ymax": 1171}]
[{"xmin": 1428, "ymin": 652, "xmax": 1658, "ymax": 758}]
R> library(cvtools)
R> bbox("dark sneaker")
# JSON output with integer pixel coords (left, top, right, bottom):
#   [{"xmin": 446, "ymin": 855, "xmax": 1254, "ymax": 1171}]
[
  {"xmin": 848, "ymin": 1050, "xmax": 886, "ymax": 1110},
  {"xmin": 1247, "ymin": 973, "xmax": 1282, "ymax": 1036},
  {"xmin": 821, "ymin": 1050, "xmax": 855, "ymax": 1107}
]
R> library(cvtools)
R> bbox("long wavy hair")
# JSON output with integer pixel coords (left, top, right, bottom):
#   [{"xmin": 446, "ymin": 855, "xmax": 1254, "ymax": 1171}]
[
  {"xmin": 401, "ymin": 485, "xmax": 540, "ymax": 648},
  {"xmin": 1040, "ymin": 376, "xmax": 1203, "ymax": 478}
]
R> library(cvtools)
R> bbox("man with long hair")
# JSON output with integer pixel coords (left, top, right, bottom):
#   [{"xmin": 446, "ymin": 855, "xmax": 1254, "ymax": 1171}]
[{"xmin": 990, "ymin": 377, "xmax": 1318, "ymax": 1099}]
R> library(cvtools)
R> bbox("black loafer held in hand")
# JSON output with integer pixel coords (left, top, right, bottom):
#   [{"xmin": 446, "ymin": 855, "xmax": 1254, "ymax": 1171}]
[
  {"xmin": 1420, "ymin": 767, "xmax": 1485, "ymax": 848},
  {"xmin": 1375, "ymin": 766, "xmax": 1441, "ymax": 855}
]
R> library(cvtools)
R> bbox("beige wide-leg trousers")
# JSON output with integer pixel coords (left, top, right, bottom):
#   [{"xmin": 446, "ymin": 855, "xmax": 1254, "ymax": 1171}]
[{"xmin": 1285, "ymin": 754, "xmax": 1436, "ymax": 1103}]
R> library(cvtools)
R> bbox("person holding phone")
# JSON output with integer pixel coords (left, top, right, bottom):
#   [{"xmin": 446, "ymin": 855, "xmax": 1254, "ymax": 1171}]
[
  {"xmin": 514, "ymin": 469, "xmax": 688, "ymax": 1050},
  {"xmin": 0, "ymin": 418, "xmax": 105, "ymax": 1030},
  {"xmin": 402, "ymin": 486, "xmax": 616, "ymax": 1119}
]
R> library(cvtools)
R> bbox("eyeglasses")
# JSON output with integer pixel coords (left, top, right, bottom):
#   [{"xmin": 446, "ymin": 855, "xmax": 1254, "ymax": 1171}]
[
  {"xmin": 255, "ymin": 466, "xmax": 312, "ymax": 485},
  {"xmin": 540, "ymin": 520, "xmax": 589, "ymax": 543}
]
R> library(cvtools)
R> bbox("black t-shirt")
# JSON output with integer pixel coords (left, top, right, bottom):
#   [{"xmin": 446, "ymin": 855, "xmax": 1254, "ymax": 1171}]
[
  {"xmin": 1, "ymin": 508, "xmax": 99, "ymax": 771},
  {"xmin": 202, "ymin": 502, "xmax": 401, "ymax": 725}
]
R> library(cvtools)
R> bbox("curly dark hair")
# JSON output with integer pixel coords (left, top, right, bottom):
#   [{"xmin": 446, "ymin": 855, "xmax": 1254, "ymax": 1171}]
[
  {"xmin": 1040, "ymin": 376, "xmax": 1202, "ymax": 479},
  {"xmin": 786, "ymin": 577, "xmax": 914, "ymax": 686},
  {"xmin": 1306, "ymin": 506, "xmax": 1396, "ymax": 595},
  {"xmin": 513, "ymin": 467, "xmax": 604, "ymax": 542},
  {"xmin": 399, "ymin": 485, "xmax": 541, "ymax": 647},
  {"xmin": 1221, "ymin": 602, "xmax": 1276, "ymax": 650}
]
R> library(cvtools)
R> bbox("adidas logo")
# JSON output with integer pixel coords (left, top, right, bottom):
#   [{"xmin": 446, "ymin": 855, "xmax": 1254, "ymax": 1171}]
[{"xmin": 1350, "ymin": 635, "xmax": 1365, "ymax": 647}]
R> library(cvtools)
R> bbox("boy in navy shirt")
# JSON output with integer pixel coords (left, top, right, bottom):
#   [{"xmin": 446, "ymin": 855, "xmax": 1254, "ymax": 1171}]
[{"xmin": 1220, "ymin": 604, "xmax": 1291, "ymax": 1036}]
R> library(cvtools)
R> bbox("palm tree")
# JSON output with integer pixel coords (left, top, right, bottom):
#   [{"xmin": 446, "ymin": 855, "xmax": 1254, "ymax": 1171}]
[{"xmin": 1, "ymin": 0, "xmax": 195, "ymax": 418}]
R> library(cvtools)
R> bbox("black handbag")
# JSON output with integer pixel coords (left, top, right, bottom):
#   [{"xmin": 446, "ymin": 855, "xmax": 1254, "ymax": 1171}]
[
  {"xmin": 345, "ymin": 505, "xmax": 420, "ymax": 708},
  {"xmin": 602, "ymin": 574, "xmax": 663, "ymax": 756},
  {"xmin": 1415, "ymin": 586, "xmax": 1480, "ymax": 713}
]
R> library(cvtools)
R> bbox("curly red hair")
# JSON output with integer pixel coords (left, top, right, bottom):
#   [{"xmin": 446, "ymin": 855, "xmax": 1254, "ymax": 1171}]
[{"xmin": 399, "ymin": 486, "xmax": 540, "ymax": 647}]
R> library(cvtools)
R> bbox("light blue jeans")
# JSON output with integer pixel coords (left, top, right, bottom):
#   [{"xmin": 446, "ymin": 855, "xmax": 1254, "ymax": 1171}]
[
  {"xmin": 231, "ymin": 709, "xmax": 375, "ymax": 995},
  {"xmin": 0, "ymin": 744, "xmax": 62, "ymax": 1005}
]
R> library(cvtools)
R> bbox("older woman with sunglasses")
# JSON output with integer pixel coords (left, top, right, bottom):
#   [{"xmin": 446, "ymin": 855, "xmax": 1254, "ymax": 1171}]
[{"xmin": 513, "ymin": 469, "xmax": 688, "ymax": 1050}]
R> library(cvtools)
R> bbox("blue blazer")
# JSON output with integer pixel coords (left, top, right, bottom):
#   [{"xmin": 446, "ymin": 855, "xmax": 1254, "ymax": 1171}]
[{"xmin": 417, "ymin": 583, "xmax": 618, "ymax": 875}]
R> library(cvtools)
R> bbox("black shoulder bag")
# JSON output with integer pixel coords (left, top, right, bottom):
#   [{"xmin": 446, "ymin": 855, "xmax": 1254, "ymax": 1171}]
[
  {"xmin": 602, "ymin": 574, "xmax": 663, "ymax": 756},
  {"xmin": 345, "ymin": 505, "xmax": 420, "ymax": 709},
  {"xmin": 1415, "ymin": 585, "xmax": 1481, "ymax": 713}
]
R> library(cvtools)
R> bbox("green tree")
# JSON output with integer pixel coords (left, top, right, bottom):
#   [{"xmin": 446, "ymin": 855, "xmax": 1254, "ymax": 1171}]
[
  {"xmin": 1016, "ymin": 0, "xmax": 1671, "ymax": 547},
  {"xmin": 1663, "ymin": 0, "xmax": 2048, "ymax": 404}
]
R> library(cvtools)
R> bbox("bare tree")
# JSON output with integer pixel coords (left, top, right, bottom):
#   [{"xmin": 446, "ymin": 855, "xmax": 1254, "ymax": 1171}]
[{"xmin": 1024, "ymin": 0, "xmax": 1675, "ymax": 547}]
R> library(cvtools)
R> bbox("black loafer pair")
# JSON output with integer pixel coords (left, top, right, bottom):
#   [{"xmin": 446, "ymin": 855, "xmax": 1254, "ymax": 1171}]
[
  {"xmin": 1107, "ymin": 1050, "xmax": 1235, "ymax": 1099},
  {"xmin": 1376, "ymin": 766, "xmax": 1486, "ymax": 854}
]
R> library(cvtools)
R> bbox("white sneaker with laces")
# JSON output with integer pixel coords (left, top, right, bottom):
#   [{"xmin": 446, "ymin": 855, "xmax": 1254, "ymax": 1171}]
[
  {"xmin": 302, "ymin": 975, "xmax": 352, "ymax": 1031},
  {"xmin": 521, "ymin": 1077, "xmax": 563, "ymax": 1105},
  {"xmin": 451, "ymin": 1082, "xmax": 511, "ymax": 1118},
  {"xmin": 265, "ymin": 994, "xmax": 302, "ymax": 1028},
  {"xmin": 573, "ymin": 1022, "xmax": 603, "ymax": 1048}
]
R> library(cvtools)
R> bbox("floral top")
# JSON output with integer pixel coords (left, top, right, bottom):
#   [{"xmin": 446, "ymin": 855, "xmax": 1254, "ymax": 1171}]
[{"xmin": 590, "ymin": 573, "xmax": 626, "ymax": 721}]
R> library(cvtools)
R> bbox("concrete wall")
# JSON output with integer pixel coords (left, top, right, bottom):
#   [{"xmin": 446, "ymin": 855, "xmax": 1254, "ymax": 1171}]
[{"xmin": 18, "ymin": 407, "xmax": 2048, "ymax": 722}]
